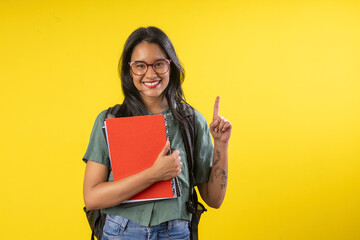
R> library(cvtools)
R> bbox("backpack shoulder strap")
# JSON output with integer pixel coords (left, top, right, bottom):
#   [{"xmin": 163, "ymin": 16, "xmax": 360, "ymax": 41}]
[
  {"xmin": 106, "ymin": 104, "xmax": 121, "ymax": 119},
  {"xmin": 84, "ymin": 104, "xmax": 122, "ymax": 240},
  {"xmin": 177, "ymin": 102, "xmax": 198, "ymax": 213},
  {"xmin": 177, "ymin": 103, "xmax": 207, "ymax": 240}
]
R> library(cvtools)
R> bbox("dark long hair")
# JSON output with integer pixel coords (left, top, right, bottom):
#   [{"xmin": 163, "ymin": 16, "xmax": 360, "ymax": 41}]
[{"xmin": 117, "ymin": 26, "xmax": 186, "ymax": 124}]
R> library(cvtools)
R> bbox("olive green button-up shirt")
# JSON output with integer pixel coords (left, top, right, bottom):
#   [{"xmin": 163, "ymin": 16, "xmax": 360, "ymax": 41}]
[{"xmin": 83, "ymin": 108, "xmax": 213, "ymax": 226}]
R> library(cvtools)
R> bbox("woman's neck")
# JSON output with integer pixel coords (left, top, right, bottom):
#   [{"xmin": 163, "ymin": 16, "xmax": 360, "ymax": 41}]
[{"xmin": 142, "ymin": 95, "xmax": 169, "ymax": 114}]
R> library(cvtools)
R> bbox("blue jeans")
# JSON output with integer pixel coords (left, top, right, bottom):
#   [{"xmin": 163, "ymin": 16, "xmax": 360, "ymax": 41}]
[{"xmin": 102, "ymin": 214, "xmax": 190, "ymax": 240}]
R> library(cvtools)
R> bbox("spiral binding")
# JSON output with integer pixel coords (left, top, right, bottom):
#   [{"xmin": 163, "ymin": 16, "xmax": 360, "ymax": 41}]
[{"xmin": 164, "ymin": 114, "xmax": 182, "ymax": 198}]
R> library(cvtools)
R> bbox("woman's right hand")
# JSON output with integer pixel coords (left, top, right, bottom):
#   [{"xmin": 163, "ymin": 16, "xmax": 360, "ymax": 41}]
[{"xmin": 151, "ymin": 141, "xmax": 182, "ymax": 181}]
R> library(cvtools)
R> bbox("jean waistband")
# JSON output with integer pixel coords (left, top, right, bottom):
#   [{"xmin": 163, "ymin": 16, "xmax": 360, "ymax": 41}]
[{"xmin": 106, "ymin": 214, "xmax": 188, "ymax": 230}]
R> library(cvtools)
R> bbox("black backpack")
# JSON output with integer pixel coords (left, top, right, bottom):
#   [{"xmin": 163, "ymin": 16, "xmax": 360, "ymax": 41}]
[{"xmin": 84, "ymin": 103, "xmax": 207, "ymax": 240}]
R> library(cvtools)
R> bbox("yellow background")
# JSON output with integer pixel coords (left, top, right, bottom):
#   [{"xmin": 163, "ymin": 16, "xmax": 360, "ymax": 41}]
[{"xmin": 1, "ymin": 0, "xmax": 360, "ymax": 239}]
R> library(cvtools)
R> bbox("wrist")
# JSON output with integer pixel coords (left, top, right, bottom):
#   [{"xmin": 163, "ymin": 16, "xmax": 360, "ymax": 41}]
[
  {"xmin": 145, "ymin": 166, "xmax": 159, "ymax": 184},
  {"xmin": 214, "ymin": 140, "xmax": 229, "ymax": 148}
]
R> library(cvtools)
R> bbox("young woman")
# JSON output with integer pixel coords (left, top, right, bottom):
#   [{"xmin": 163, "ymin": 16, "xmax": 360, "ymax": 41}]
[{"xmin": 83, "ymin": 26, "xmax": 232, "ymax": 240}]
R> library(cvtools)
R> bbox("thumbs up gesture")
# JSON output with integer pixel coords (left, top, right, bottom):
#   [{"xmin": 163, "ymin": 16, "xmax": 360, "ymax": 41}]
[{"xmin": 210, "ymin": 96, "xmax": 232, "ymax": 144}]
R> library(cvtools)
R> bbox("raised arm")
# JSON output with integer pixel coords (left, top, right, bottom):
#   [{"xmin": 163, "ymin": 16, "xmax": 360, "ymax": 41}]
[
  {"xmin": 198, "ymin": 96, "xmax": 232, "ymax": 208},
  {"xmin": 83, "ymin": 141, "xmax": 182, "ymax": 210}
]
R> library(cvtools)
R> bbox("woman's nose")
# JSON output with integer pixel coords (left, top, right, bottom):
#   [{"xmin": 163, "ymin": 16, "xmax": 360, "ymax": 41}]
[{"xmin": 145, "ymin": 66, "xmax": 157, "ymax": 78}]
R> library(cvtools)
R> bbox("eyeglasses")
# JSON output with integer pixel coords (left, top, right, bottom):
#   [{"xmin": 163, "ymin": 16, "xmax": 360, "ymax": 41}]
[{"xmin": 129, "ymin": 59, "xmax": 171, "ymax": 76}]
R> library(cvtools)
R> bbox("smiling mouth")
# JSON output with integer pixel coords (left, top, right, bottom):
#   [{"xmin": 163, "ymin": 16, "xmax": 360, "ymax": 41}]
[{"xmin": 143, "ymin": 80, "xmax": 161, "ymax": 88}]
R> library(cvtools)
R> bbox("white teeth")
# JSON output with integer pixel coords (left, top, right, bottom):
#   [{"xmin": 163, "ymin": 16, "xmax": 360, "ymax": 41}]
[{"xmin": 144, "ymin": 81, "xmax": 159, "ymax": 86}]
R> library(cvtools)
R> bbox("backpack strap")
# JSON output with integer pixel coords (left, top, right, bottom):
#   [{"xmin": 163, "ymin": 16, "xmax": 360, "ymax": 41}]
[
  {"xmin": 83, "ymin": 105, "xmax": 122, "ymax": 240},
  {"xmin": 106, "ymin": 104, "xmax": 121, "ymax": 119},
  {"xmin": 177, "ymin": 102, "xmax": 207, "ymax": 240},
  {"xmin": 176, "ymin": 103, "xmax": 198, "ymax": 213}
]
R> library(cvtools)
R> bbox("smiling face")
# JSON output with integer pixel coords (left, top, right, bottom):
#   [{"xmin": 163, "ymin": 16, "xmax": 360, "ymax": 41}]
[{"xmin": 130, "ymin": 41, "xmax": 170, "ymax": 104}]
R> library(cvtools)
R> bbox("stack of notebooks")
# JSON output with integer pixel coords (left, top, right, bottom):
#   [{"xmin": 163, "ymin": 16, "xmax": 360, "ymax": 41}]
[{"xmin": 103, "ymin": 114, "xmax": 182, "ymax": 206}]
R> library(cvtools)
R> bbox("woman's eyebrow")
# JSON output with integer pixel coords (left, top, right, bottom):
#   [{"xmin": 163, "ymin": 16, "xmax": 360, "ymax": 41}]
[{"xmin": 132, "ymin": 58, "xmax": 166, "ymax": 63}]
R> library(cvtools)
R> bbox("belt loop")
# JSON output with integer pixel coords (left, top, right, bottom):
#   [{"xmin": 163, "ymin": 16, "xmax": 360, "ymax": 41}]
[{"xmin": 118, "ymin": 216, "xmax": 129, "ymax": 229}]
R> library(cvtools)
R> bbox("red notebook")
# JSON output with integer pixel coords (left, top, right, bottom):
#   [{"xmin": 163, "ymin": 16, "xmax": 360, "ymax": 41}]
[{"xmin": 104, "ymin": 114, "xmax": 180, "ymax": 203}]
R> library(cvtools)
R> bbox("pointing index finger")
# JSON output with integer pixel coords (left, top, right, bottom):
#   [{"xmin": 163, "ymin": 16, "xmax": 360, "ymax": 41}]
[{"xmin": 213, "ymin": 96, "xmax": 220, "ymax": 120}]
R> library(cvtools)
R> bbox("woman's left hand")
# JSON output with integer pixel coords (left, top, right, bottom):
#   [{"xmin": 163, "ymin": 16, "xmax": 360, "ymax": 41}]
[
  {"xmin": 209, "ymin": 96, "xmax": 232, "ymax": 144},
  {"xmin": 199, "ymin": 96, "xmax": 231, "ymax": 208}
]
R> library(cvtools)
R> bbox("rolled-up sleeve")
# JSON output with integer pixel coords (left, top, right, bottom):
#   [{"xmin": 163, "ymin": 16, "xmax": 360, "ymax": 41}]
[
  {"xmin": 193, "ymin": 110, "xmax": 214, "ymax": 185},
  {"xmin": 82, "ymin": 110, "xmax": 110, "ymax": 167}
]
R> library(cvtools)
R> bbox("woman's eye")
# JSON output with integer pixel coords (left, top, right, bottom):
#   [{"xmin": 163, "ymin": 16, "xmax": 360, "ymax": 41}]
[
  {"xmin": 155, "ymin": 62, "xmax": 164, "ymax": 67},
  {"xmin": 135, "ymin": 63, "xmax": 146, "ymax": 68}
]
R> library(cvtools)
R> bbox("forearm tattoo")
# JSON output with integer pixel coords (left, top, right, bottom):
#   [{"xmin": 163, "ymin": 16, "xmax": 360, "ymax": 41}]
[
  {"xmin": 213, "ymin": 150, "xmax": 221, "ymax": 166},
  {"xmin": 214, "ymin": 166, "xmax": 228, "ymax": 189},
  {"xmin": 210, "ymin": 150, "xmax": 228, "ymax": 189}
]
